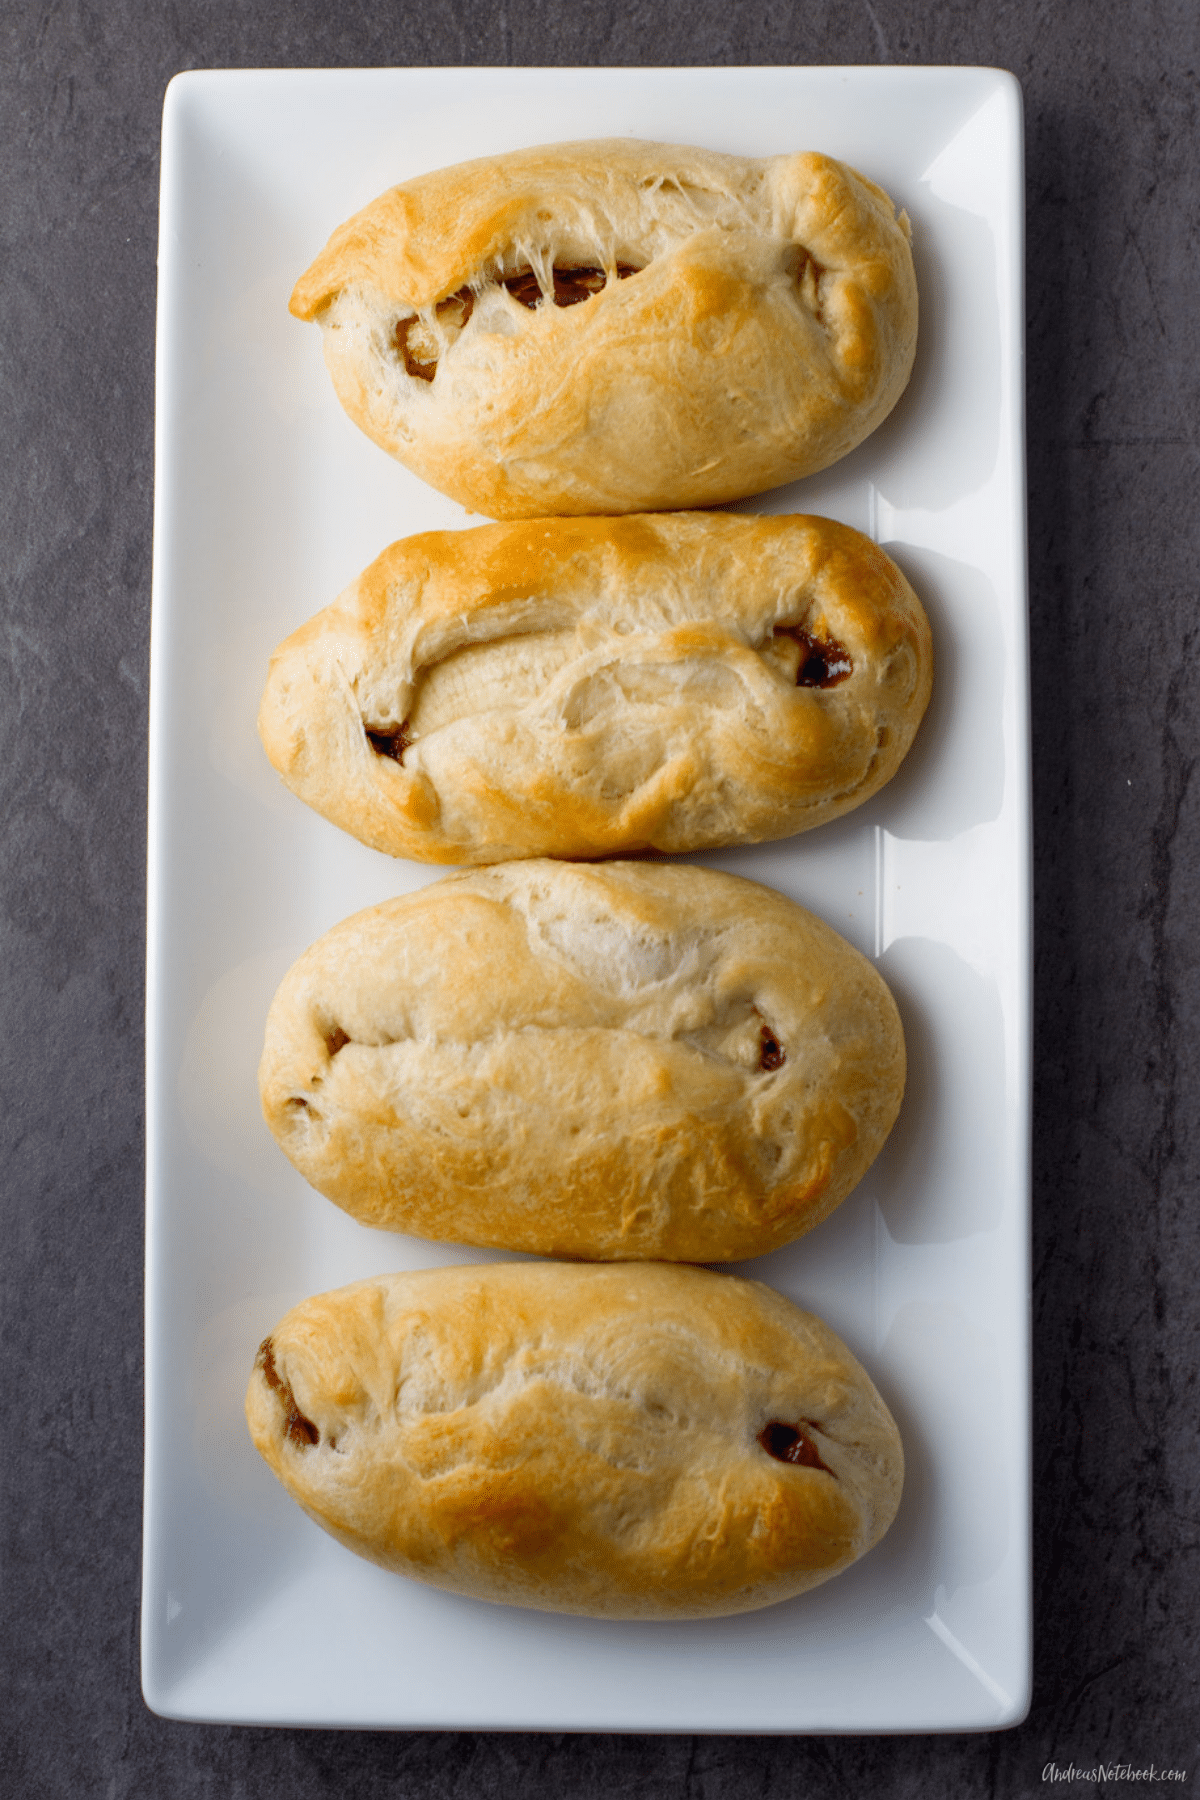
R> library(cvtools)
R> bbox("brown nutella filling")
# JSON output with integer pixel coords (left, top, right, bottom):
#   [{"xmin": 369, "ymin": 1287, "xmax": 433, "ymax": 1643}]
[
  {"xmin": 395, "ymin": 287, "xmax": 475, "ymax": 381},
  {"xmin": 502, "ymin": 261, "xmax": 640, "ymax": 310},
  {"xmin": 396, "ymin": 323, "xmax": 434, "ymax": 381},
  {"xmin": 775, "ymin": 626, "xmax": 853, "ymax": 689},
  {"xmin": 758, "ymin": 1026, "xmax": 786, "ymax": 1071},
  {"xmin": 758, "ymin": 1420, "xmax": 834, "ymax": 1475},
  {"xmin": 257, "ymin": 1338, "xmax": 320, "ymax": 1448},
  {"xmin": 365, "ymin": 724, "xmax": 412, "ymax": 762},
  {"xmin": 396, "ymin": 264, "xmax": 639, "ymax": 377}
]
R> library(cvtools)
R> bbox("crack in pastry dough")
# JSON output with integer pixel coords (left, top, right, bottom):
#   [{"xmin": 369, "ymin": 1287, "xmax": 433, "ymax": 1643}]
[
  {"xmin": 360, "ymin": 622, "xmax": 851, "ymax": 763},
  {"xmin": 364, "ymin": 724, "xmax": 412, "ymax": 762},
  {"xmin": 758, "ymin": 1419, "xmax": 835, "ymax": 1474},
  {"xmin": 765, "ymin": 624, "xmax": 853, "ymax": 688},
  {"xmin": 395, "ymin": 286, "xmax": 475, "ymax": 380},
  {"xmin": 500, "ymin": 260, "xmax": 642, "ymax": 309},
  {"xmin": 256, "ymin": 1338, "xmax": 319, "ymax": 1447},
  {"xmin": 392, "ymin": 263, "xmax": 646, "ymax": 382},
  {"xmin": 361, "ymin": 621, "xmax": 850, "ymax": 772},
  {"xmin": 291, "ymin": 998, "xmax": 789, "ymax": 1079}
]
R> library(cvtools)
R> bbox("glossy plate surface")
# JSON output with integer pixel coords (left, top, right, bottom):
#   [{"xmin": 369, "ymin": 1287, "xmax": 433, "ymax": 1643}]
[{"xmin": 144, "ymin": 65, "xmax": 1029, "ymax": 1731}]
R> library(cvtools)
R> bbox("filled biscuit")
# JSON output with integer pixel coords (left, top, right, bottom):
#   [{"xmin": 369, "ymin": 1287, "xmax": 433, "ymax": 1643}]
[
  {"xmin": 259, "ymin": 861, "xmax": 905, "ymax": 1261},
  {"xmin": 289, "ymin": 140, "xmax": 918, "ymax": 517},
  {"xmin": 259, "ymin": 513, "xmax": 932, "ymax": 864},
  {"xmin": 246, "ymin": 1261, "xmax": 904, "ymax": 1619}
]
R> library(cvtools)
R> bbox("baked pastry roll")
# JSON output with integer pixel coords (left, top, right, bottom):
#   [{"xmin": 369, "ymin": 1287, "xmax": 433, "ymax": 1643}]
[
  {"xmin": 259, "ymin": 861, "xmax": 905, "ymax": 1262},
  {"xmin": 246, "ymin": 1261, "xmax": 904, "ymax": 1619},
  {"xmin": 259, "ymin": 512, "xmax": 932, "ymax": 865},
  {"xmin": 289, "ymin": 140, "xmax": 917, "ymax": 517}
]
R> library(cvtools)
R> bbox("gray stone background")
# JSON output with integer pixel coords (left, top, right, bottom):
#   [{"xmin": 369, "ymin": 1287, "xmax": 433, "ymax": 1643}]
[{"xmin": 2, "ymin": 0, "xmax": 1197, "ymax": 1793}]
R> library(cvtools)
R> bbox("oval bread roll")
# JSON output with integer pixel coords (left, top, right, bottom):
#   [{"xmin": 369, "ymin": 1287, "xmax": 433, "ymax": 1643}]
[
  {"xmin": 289, "ymin": 140, "xmax": 918, "ymax": 517},
  {"xmin": 259, "ymin": 513, "xmax": 932, "ymax": 865},
  {"xmin": 259, "ymin": 861, "xmax": 905, "ymax": 1261},
  {"xmin": 245, "ymin": 1262, "xmax": 904, "ymax": 1619}
]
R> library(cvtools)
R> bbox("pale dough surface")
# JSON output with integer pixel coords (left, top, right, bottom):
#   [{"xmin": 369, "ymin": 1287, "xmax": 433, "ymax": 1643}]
[
  {"xmin": 258, "ymin": 512, "xmax": 932, "ymax": 865},
  {"xmin": 245, "ymin": 1261, "xmax": 904, "ymax": 1619},
  {"xmin": 258, "ymin": 861, "xmax": 906, "ymax": 1261},
  {"xmin": 290, "ymin": 140, "xmax": 918, "ymax": 517}
]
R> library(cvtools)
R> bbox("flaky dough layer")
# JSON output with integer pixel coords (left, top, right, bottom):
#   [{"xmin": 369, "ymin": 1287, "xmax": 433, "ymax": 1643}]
[
  {"xmin": 245, "ymin": 1262, "xmax": 904, "ymax": 1619},
  {"xmin": 290, "ymin": 140, "xmax": 917, "ymax": 517},
  {"xmin": 259, "ymin": 513, "xmax": 932, "ymax": 865},
  {"xmin": 259, "ymin": 861, "xmax": 905, "ymax": 1261}
]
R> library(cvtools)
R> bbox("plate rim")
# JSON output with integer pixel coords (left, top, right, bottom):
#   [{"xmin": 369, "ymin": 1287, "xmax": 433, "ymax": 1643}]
[{"xmin": 142, "ymin": 59, "xmax": 1030, "ymax": 1733}]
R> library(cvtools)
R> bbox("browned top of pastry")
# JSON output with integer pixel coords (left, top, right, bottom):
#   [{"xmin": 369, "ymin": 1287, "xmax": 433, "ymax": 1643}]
[
  {"xmin": 258, "ymin": 860, "xmax": 906, "ymax": 1262},
  {"xmin": 258, "ymin": 512, "xmax": 932, "ymax": 865},
  {"xmin": 289, "ymin": 140, "xmax": 917, "ymax": 516},
  {"xmin": 245, "ymin": 1262, "xmax": 904, "ymax": 1619}
]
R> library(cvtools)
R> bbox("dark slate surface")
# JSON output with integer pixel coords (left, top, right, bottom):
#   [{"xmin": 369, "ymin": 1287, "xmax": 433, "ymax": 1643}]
[{"xmin": 2, "ymin": 1, "xmax": 1198, "ymax": 1793}]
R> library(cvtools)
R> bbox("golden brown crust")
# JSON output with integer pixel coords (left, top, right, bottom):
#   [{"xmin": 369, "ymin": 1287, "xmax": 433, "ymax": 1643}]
[
  {"xmin": 258, "ymin": 861, "xmax": 905, "ymax": 1261},
  {"xmin": 245, "ymin": 1262, "xmax": 904, "ymax": 1619},
  {"xmin": 258, "ymin": 513, "xmax": 932, "ymax": 865},
  {"xmin": 290, "ymin": 140, "xmax": 917, "ymax": 516}
]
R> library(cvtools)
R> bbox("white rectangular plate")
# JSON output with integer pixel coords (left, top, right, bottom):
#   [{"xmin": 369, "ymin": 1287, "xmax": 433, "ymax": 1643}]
[{"xmin": 144, "ymin": 65, "xmax": 1029, "ymax": 1732}]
